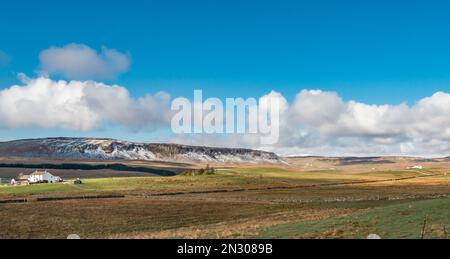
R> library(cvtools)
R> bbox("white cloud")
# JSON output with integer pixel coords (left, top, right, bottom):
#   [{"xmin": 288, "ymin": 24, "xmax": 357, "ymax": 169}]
[
  {"xmin": 275, "ymin": 90, "xmax": 450, "ymax": 157},
  {"xmin": 0, "ymin": 76, "xmax": 171, "ymax": 131},
  {"xmin": 38, "ymin": 44, "xmax": 131, "ymax": 80},
  {"xmin": 2, "ymin": 75, "xmax": 450, "ymax": 157},
  {"xmin": 168, "ymin": 89, "xmax": 450, "ymax": 157},
  {"xmin": 0, "ymin": 50, "xmax": 10, "ymax": 66}
]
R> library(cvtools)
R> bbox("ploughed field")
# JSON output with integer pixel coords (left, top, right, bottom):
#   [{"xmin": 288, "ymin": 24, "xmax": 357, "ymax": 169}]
[{"xmin": 1, "ymin": 156, "xmax": 450, "ymax": 239}]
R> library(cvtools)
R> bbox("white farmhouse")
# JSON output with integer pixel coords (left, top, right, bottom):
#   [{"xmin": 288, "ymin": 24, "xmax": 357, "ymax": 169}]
[
  {"xmin": 11, "ymin": 170, "xmax": 62, "ymax": 185},
  {"xmin": 28, "ymin": 170, "xmax": 62, "ymax": 184}
]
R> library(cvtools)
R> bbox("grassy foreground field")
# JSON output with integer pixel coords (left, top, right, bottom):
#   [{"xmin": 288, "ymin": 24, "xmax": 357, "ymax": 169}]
[{"xmin": 1, "ymin": 159, "xmax": 450, "ymax": 239}]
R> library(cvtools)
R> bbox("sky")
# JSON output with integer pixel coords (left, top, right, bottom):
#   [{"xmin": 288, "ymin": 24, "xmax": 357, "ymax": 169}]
[{"xmin": 1, "ymin": 0, "xmax": 450, "ymax": 156}]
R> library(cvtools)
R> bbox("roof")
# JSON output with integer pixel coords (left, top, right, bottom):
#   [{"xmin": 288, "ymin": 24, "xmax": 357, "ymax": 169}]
[
  {"xmin": 17, "ymin": 174, "xmax": 30, "ymax": 180},
  {"xmin": 31, "ymin": 171, "xmax": 48, "ymax": 176},
  {"xmin": 12, "ymin": 178, "xmax": 29, "ymax": 182}
]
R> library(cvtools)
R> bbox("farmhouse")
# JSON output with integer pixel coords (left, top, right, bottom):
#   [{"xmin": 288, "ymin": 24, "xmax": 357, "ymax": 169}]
[{"xmin": 11, "ymin": 170, "xmax": 63, "ymax": 185}]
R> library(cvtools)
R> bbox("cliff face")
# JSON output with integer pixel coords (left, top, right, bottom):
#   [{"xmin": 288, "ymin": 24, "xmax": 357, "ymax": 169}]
[{"xmin": 0, "ymin": 138, "xmax": 282, "ymax": 164}]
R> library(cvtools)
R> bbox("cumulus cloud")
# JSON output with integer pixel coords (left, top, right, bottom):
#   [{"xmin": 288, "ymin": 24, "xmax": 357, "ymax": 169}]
[
  {"xmin": 2, "ymin": 75, "xmax": 450, "ymax": 157},
  {"xmin": 0, "ymin": 50, "xmax": 10, "ymax": 66},
  {"xmin": 273, "ymin": 90, "xmax": 450, "ymax": 157},
  {"xmin": 38, "ymin": 44, "xmax": 131, "ymax": 80},
  {"xmin": 0, "ymin": 76, "xmax": 171, "ymax": 131},
  {"xmin": 168, "ymin": 89, "xmax": 450, "ymax": 157}
]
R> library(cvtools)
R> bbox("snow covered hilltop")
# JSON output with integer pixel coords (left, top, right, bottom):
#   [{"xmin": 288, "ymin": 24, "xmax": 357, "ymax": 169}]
[{"xmin": 0, "ymin": 138, "xmax": 282, "ymax": 164}]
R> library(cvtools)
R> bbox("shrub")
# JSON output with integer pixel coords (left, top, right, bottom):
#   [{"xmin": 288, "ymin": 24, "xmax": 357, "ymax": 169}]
[{"xmin": 181, "ymin": 165, "xmax": 216, "ymax": 176}]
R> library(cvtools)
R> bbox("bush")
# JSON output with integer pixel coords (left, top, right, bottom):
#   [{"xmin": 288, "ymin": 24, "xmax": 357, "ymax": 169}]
[{"xmin": 181, "ymin": 165, "xmax": 216, "ymax": 176}]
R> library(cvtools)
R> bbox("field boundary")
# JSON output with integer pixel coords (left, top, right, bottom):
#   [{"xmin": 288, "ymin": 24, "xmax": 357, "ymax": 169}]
[
  {"xmin": 146, "ymin": 174, "xmax": 438, "ymax": 197},
  {"xmin": 0, "ymin": 198, "xmax": 27, "ymax": 204},
  {"xmin": 36, "ymin": 194, "xmax": 126, "ymax": 202},
  {"xmin": 0, "ymin": 194, "xmax": 125, "ymax": 204}
]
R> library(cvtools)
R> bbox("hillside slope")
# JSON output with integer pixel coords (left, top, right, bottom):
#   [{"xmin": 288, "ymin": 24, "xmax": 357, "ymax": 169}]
[{"xmin": 0, "ymin": 138, "xmax": 282, "ymax": 164}]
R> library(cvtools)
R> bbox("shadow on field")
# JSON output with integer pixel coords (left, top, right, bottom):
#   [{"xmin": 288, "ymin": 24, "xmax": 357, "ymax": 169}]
[{"xmin": 0, "ymin": 163, "xmax": 177, "ymax": 177}]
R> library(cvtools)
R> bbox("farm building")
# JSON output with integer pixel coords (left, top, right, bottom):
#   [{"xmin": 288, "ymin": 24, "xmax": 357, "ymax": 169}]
[
  {"xmin": 11, "ymin": 170, "xmax": 63, "ymax": 185},
  {"xmin": 10, "ymin": 174, "xmax": 31, "ymax": 186},
  {"xmin": 408, "ymin": 165, "xmax": 424, "ymax": 170}
]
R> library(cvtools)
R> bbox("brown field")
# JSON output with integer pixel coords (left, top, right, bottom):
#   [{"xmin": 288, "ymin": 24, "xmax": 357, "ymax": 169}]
[{"xmin": 1, "ymin": 156, "xmax": 450, "ymax": 239}]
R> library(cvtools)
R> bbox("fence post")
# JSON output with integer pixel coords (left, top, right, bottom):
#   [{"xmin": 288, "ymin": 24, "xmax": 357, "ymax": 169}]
[
  {"xmin": 443, "ymin": 225, "xmax": 448, "ymax": 239},
  {"xmin": 421, "ymin": 216, "xmax": 428, "ymax": 239}
]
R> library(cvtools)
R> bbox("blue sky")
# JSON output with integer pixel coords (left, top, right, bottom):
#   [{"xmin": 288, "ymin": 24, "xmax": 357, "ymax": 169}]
[
  {"xmin": 1, "ymin": 0, "xmax": 450, "ymax": 103},
  {"xmin": 1, "ymin": 1, "xmax": 450, "ymax": 155}
]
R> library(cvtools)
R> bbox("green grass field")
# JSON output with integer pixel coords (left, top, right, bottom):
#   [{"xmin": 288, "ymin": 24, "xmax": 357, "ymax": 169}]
[
  {"xmin": 258, "ymin": 198, "xmax": 450, "ymax": 239},
  {"xmin": 1, "ymin": 165, "xmax": 449, "ymax": 239},
  {"xmin": 0, "ymin": 167, "xmax": 430, "ymax": 197}
]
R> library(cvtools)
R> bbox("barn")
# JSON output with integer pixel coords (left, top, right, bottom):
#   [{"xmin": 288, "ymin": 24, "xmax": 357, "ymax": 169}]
[
  {"xmin": 28, "ymin": 170, "xmax": 62, "ymax": 184},
  {"xmin": 11, "ymin": 170, "xmax": 63, "ymax": 185}
]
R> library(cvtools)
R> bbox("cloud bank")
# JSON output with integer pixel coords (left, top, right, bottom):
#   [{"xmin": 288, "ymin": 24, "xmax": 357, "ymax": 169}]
[
  {"xmin": 1, "ymin": 76, "xmax": 450, "ymax": 157},
  {"xmin": 0, "ymin": 76, "xmax": 171, "ymax": 131},
  {"xmin": 274, "ymin": 90, "xmax": 450, "ymax": 157},
  {"xmin": 38, "ymin": 44, "xmax": 131, "ymax": 80},
  {"xmin": 169, "ymin": 90, "xmax": 450, "ymax": 157}
]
